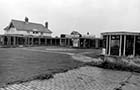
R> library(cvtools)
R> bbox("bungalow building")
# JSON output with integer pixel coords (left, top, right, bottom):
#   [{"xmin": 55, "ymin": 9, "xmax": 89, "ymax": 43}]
[
  {"xmin": 1, "ymin": 17, "xmax": 57, "ymax": 47},
  {"xmin": 0, "ymin": 17, "xmax": 103, "ymax": 48},
  {"xmin": 101, "ymin": 31, "xmax": 140, "ymax": 56},
  {"xmin": 4, "ymin": 17, "xmax": 52, "ymax": 37},
  {"xmin": 60, "ymin": 31, "xmax": 103, "ymax": 48}
]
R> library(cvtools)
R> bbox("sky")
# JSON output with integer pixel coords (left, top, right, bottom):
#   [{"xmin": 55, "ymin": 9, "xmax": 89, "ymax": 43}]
[{"xmin": 0, "ymin": 0, "xmax": 140, "ymax": 37}]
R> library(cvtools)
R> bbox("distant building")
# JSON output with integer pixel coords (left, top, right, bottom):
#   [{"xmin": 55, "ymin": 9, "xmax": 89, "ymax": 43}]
[
  {"xmin": 4, "ymin": 17, "xmax": 52, "ymax": 37},
  {"xmin": 60, "ymin": 31, "xmax": 103, "ymax": 48},
  {"xmin": 0, "ymin": 17, "xmax": 57, "ymax": 47},
  {"xmin": 101, "ymin": 31, "xmax": 140, "ymax": 56},
  {"xmin": 0, "ymin": 17, "xmax": 103, "ymax": 48}
]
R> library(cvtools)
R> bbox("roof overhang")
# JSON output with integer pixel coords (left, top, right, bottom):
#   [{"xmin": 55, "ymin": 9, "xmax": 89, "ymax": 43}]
[{"xmin": 101, "ymin": 31, "xmax": 140, "ymax": 36}]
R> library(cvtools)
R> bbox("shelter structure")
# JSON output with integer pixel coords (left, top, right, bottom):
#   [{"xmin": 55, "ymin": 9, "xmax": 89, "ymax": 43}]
[
  {"xmin": 0, "ymin": 17, "xmax": 103, "ymax": 49},
  {"xmin": 60, "ymin": 31, "xmax": 103, "ymax": 48},
  {"xmin": 101, "ymin": 31, "xmax": 140, "ymax": 56},
  {"xmin": 0, "ymin": 17, "xmax": 61, "ymax": 47}
]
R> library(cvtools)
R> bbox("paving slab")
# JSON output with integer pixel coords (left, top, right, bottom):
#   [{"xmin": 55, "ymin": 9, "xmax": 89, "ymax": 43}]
[{"xmin": 0, "ymin": 66, "xmax": 136, "ymax": 90}]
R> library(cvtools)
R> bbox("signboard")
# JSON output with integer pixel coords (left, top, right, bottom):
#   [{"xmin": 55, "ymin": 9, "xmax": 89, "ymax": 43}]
[{"xmin": 72, "ymin": 39, "xmax": 79, "ymax": 47}]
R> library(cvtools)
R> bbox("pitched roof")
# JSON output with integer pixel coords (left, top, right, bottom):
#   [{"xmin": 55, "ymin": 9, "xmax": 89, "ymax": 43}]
[
  {"xmin": 4, "ymin": 19, "xmax": 52, "ymax": 33},
  {"xmin": 70, "ymin": 31, "xmax": 81, "ymax": 35}
]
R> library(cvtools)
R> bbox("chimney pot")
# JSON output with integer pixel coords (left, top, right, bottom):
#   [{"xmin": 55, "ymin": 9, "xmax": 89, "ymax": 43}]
[
  {"xmin": 45, "ymin": 22, "xmax": 48, "ymax": 28},
  {"xmin": 25, "ymin": 17, "xmax": 29, "ymax": 22}
]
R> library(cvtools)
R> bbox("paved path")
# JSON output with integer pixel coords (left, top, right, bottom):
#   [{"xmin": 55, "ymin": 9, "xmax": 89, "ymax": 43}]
[{"xmin": 1, "ymin": 66, "xmax": 139, "ymax": 90}]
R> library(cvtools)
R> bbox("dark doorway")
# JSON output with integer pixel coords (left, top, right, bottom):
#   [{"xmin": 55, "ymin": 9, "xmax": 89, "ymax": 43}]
[{"xmin": 135, "ymin": 36, "xmax": 140, "ymax": 56}]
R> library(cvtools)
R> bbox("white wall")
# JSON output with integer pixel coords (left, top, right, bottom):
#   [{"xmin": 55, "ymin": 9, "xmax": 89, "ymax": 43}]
[
  {"xmin": 5, "ymin": 28, "xmax": 28, "ymax": 35},
  {"xmin": 5, "ymin": 28, "xmax": 51, "ymax": 37},
  {"xmin": 43, "ymin": 33, "xmax": 51, "ymax": 37}
]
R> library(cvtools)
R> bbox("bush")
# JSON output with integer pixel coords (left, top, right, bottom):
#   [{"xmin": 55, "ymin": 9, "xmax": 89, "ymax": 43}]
[{"xmin": 100, "ymin": 56, "xmax": 140, "ymax": 73}]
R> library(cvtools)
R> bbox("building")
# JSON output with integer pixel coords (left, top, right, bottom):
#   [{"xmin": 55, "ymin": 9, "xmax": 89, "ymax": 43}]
[
  {"xmin": 0, "ymin": 17, "xmax": 103, "ymax": 48},
  {"xmin": 101, "ymin": 31, "xmax": 140, "ymax": 56},
  {"xmin": 4, "ymin": 17, "xmax": 52, "ymax": 37},
  {"xmin": 0, "ymin": 17, "xmax": 60, "ymax": 47},
  {"xmin": 60, "ymin": 31, "xmax": 103, "ymax": 48}
]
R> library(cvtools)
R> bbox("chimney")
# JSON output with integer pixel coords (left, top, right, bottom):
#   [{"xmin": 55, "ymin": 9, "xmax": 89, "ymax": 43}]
[
  {"xmin": 45, "ymin": 22, "xmax": 48, "ymax": 28},
  {"xmin": 25, "ymin": 17, "xmax": 29, "ymax": 23}
]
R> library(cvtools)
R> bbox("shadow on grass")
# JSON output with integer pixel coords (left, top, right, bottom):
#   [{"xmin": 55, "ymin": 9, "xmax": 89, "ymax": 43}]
[
  {"xmin": 5, "ymin": 63, "xmax": 86, "ymax": 87},
  {"xmin": 6, "ymin": 73, "xmax": 54, "ymax": 86}
]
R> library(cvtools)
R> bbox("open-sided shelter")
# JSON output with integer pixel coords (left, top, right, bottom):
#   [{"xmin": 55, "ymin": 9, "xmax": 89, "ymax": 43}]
[{"xmin": 101, "ymin": 31, "xmax": 140, "ymax": 56}]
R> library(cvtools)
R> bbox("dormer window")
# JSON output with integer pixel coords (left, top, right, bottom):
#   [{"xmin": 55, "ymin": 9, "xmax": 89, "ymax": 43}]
[
  {"xmin": 41, "ymin": 32, "xmax": 43, "ymax": 35},
  {"xmin": 27, "ymin": 31, "xmax": 30, "ymax": 33},
  {"xmin": 33, "ymin": 31, "xmax": 38, "ymax": 34},
  {"xmin": 9, "ymin": 23, "xmax": 14, "ymax": 28}
]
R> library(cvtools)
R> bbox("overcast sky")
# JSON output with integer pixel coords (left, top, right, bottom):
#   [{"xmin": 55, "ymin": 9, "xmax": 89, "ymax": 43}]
[{"xmin": 0, "ymin": 0, "xmax": 140, "ymax": 37}]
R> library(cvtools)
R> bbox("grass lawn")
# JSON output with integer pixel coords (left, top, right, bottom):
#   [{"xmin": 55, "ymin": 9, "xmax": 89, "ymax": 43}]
[
  {"xmin": 83, "ymin": 49, "xmax": 102, "ymax": 58},
  {"xmin": 0, "ymin": 48, "xmax": 85, "ymax": 87},
  {"xmin": 29, "ymin": 46, "xmax": 102, "ymax": 54}
]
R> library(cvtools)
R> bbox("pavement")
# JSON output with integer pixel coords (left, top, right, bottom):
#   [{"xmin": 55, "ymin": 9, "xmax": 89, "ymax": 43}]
[{"xmin": 1, "ymin": 66, "xmax": 137, "ymax": 90}]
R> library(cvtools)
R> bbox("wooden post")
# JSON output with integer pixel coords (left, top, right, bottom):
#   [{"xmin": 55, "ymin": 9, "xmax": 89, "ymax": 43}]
[
  {"xmin": 10, "ymin": 36, "xmax": 11, "ymax": 46},
  {"xmin": 6, "ymin": 36, "xmax": 8, "ymax": 45},
  {"xmin": 8, "ymin": 36, "xmax": 11, "ymax": 46},
  {"xmin": 7, "ymin": 36, "xmax": 9, "ymax": 45},
  {"xmin": 26, "ymin": 37, "xmax": 28, "ymax": 46},
  {"xmin": 27, "ymin": 37, "xmax": 30, "ymax": 46},
  {"xmin": 27, "ymin": 37, "xmax": 29, "ymax": 46},
  {"xmin": 83, "ymin": 39, "xmax": 86, "ymax": 48},
  {"xmin": 105, "ymin": 35, "xmax": 108, "ymax": 55},
  {"xmin": 55, "ymin": 39, "xmax": 57, "ymax": 46},
  {"xmin": 31, "ymin": 37, "xmax": 34, "ymax": 46},
  {"xmin": 108, "ymin": 35, "xmax": 111, "ymax": 55},
  {"xmin": 133, "ymin": 35, "xmax": 136, "ymax": 56},
  {"xmin": 60, "ymin": 38, "xmax": 62, "ymax": 46},
  {"xmin": 65, "ymin": 38, "xmax": 67, "ymax": 46},
  {"xmin": 95, "ymin": 39, "xmax": 99, "ymax": 48},
  {"xmin": 13, "ymin": 36, "xmax": 16, "ymax": 46},
  {"xmin": 39, "ymin": 37, "xmax": 41, "ymax": 45},
  {"xmin": 45, "ymin": 38, "xmax": 47, "ymax": 45},
  {"xmin": 2, "ymin": 36, "xmax": 5, "ymax": 46},
  {"xmin": 123, "ymin": 35, "xmax": 126, "ymax": 56},
  {"xmin": 67, "ymin": 39, "xmax": 70, "ymax": 46},
  {"xmin": 16, "ymin": 37, "xmax": 18, "ymax": 45},
  {"xmin": 89, "ymin": 39, "xmax": 91, "ymax": 48},
  {"xmin": 24, "ymin": 37, "xmax": 27, "ymax": 46},
  {"xmin": 59, "ymin": 39, "xmax": 61, "ymax": 46},
  {"xmin": 50, "ymin": 39, "xmax": 52, "ymax": 46},
  {"xmin": 119, "ymin": 35, "xmax": 122, "ymax": 56}
]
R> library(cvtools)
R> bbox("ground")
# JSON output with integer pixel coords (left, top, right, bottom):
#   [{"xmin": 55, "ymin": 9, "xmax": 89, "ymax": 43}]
[
  {"xmin": 0, "ymin": 47, "xmax": 85, "ymax": 87},
  {"xmin": 0, "ymin": 46, "xmax": 140, "ymax": 90}
]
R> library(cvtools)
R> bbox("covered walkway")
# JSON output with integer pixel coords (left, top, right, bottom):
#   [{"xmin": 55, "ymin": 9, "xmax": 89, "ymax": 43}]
[
  {"xmin": 0, "ymin": 35, "xmax": 61, "ymax": 47},
  {"xmin": 101, "ymin": 32, "xmax": 140, "ymax": 56}
]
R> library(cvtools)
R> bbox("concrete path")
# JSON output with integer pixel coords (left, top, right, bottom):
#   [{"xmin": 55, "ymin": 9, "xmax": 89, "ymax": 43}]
[{"xmin": 1, "ymin": 66, "xmax": 139, "ymax": 90}]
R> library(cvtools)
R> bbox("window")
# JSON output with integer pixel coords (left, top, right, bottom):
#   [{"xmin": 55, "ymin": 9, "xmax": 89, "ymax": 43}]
[
  {"xmin": 41, "ymin": 32, "xmax": 43, "ymax": 35},
  {"xmin": 33, "ymin": 31, "xmax": 38, "ymax": 34},
  {"xmin": 27, "ymin": 31, "xmax": 30, "ymax": 33},
  {"xmin": 111, "ymin": 35, "xmax": 120, "ymax": 48}
]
